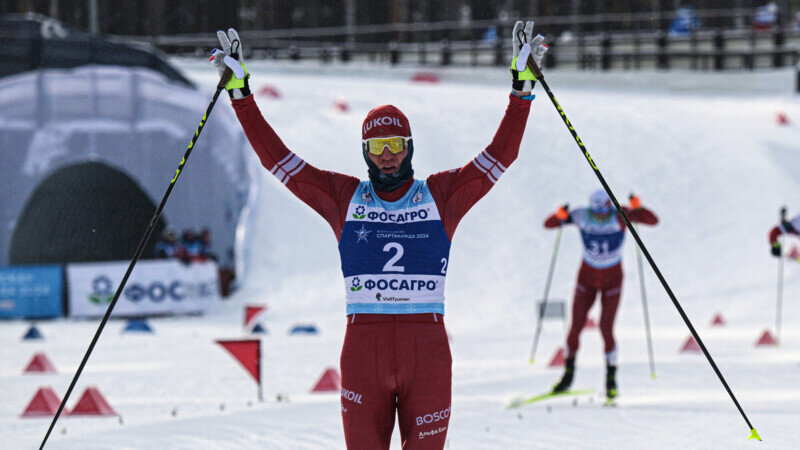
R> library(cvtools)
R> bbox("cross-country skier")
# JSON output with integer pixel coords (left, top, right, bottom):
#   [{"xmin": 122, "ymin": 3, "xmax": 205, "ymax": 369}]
[
  {"xmin": 768, "ymin": 212, "xmax": 800, "ymax": 257},
  {"xmin": 543, "ymin": 189, "xmax": 658, "ymax": 401},
  {"xmin": 211, "ymin": 23, "xmax": 547, "ymax": 449}
]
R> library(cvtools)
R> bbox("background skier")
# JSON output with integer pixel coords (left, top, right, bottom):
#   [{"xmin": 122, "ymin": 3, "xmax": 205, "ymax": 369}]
[
  {"xmin": 543, "ymin": 189, "xmax": 658, "ymax": 401},
  {"xmin": 768, "ymin": 211, "xmax": 800, "ymax": 257}
]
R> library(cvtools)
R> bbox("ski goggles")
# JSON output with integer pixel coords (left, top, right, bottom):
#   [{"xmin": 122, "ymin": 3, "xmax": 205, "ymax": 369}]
[
  {"xmin": 591, "ymin": 203, "xmax": 612, "ymax": 215},
  {"xmin": 362, "ymin": 136, "xmax": 411, "ymax": 156}
]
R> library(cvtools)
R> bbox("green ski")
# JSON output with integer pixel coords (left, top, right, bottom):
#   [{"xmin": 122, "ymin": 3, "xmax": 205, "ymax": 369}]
[{"xmin": 507, "ymin": 389, "xmax": 595, "ymax": 409}]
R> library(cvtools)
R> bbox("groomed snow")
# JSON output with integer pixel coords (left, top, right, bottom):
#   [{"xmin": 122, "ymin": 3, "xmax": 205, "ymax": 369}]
[{"xmin": 2, "ymin": 59, "xmax": 799, "ymax": 449}]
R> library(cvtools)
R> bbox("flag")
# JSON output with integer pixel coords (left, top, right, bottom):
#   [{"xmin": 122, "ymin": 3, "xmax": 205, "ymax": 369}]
[
  {"xmin": 216, "ymin": 339, "xmax": 261, "ymax": 384},
  {"xmin": 244, "ymin": 305, "xmax": 267, "ymax": 328}
]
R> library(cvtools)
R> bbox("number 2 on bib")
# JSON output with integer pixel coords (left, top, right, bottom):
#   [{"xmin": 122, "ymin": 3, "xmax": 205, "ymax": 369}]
[{"xmin": 382, "ymin": 242, "xmax": 405, "ymax": 272}]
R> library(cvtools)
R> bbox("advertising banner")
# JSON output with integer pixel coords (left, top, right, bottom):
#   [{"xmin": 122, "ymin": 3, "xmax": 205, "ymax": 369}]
[
  {"xmin": 67, "ymin": 260, "xmax": 219, "ymax": 318},
  {"xmin": 0, "ymin": 265, "xmax": 63, "ymax": 318}
]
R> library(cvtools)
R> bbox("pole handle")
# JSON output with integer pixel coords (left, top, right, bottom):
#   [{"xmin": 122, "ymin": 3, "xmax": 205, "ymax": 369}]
[
  {"xmin": 526, "ymin": 52, "xmax": 544, "ymax": 81},
  {"xmin": 216, "ymin": 66, "xmax": 235, "ymax": 90}
]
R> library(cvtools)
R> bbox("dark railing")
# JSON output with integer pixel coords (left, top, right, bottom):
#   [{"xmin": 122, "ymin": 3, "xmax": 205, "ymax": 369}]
[
  {"xmin": 128, "ymin": 27, "xmax": 800, "ymax": 73},
  {"xmin": 108, "ymin": 9, "xmax": 800, "ymax": 73}
]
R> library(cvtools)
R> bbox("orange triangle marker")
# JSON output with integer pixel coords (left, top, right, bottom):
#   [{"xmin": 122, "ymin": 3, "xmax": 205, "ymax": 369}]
[
  {"xmin": 311, "ymin": 367, "xmax": 341, "ymax": 392},
  {"xmin": 548, "ymin": 347, "xmax": 566, "ymax": 367},
  {"xmin": 584, "ymin": 317, "xmax": 598, "ymax": 329},
  {"xmin": 755, "ymin": 329, "xmax": 777, "ymax": 347},
  {"xmin": 710, "ymin": 313, "xmax": 725, "ymax": 326}
]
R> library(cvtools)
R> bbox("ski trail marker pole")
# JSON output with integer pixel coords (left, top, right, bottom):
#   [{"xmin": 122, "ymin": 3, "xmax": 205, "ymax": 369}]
[
  {"xmin": 39, "ymin": 67, "xmax": 234, "ymax": 450},
  {"xmin": 776, "ymin": 206, "xmax": 786, "ymax": 345},
  {"xmin": 526, "ymin": 53, "xmax": 760, "ymax": 441},
  {"xmin": 529, "ymin": 225, "xmax": 564, "ymax": 364},
  {"xmin": 633, "ymin": 220, "xmax": 656, "ymax": 379}
]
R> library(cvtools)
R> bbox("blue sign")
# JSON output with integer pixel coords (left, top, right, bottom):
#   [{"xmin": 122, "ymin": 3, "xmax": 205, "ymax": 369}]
[{"xmin": 0, "ymin": 265, "xmax": 63, "ymax": 318}]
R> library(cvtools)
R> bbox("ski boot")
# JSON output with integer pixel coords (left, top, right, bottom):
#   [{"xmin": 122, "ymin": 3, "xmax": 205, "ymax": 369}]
[
  {"xmin": 552, "ymin": 357, "xmax": 575, "ymax": 393},
  {"xmin": 605, "ymin": 365, "xmax": 618, "ymax": 403}
]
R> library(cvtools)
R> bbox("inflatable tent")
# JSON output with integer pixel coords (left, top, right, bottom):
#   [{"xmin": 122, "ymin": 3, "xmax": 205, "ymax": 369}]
[{"xmin": 0, "ymin": 64, "xmax": 257, "ymax": 283}]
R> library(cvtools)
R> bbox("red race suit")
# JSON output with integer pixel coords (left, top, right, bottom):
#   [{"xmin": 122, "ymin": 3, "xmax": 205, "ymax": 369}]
[
  {"xmin": 544, "ymin": 205, "xmax": 658, "ymax": 362},
  {"xmin": 232, "ymin": 93, "xmax": 532, "ymax": 449}
]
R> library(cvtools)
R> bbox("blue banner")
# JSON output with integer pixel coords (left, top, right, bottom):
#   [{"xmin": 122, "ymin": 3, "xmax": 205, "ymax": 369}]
[{"xmin": 0, "ymin": 265, "xmax": 63, "ymax": 318}]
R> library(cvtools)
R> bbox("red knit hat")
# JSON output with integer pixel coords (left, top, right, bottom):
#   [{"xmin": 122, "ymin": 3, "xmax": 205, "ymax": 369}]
[{"xmin": 362, "ymin": 105, "xmax": 411, "ymax": 139}]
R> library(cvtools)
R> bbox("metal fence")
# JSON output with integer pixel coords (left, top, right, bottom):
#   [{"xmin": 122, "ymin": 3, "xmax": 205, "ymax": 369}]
[{"xmin": 117, "ymin": 8, "xmax": 800, "ymax": 72}]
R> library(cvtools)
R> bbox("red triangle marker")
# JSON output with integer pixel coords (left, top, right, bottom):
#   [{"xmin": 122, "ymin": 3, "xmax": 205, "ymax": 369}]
[
  {"xmin": 311, "ymin": 367, "xmax": 341, "ymax": 392},
  {"xmin": 410, "ymin": 72, "xmax": 440, "ymax": 83},
  {"xmin": 243, "ymin": 305, "xmax": 267, "ymax": 328},
  {"xmin": 680, "ymin": 335, "xmax": 702, "ymax": 353},
  {"xmin": 23, "ymin": 352, "xmax": 57, "ymax": 374},
  {"xmin": 68, "ymin": 387, "xmax": 116, "ymax": 416},
  {"xmin": 217, "ymin": 339, "xmax": 261, "ymax": 384},
  {"xmin": 710, "ymin": 313, "xmax": 725, "ymax": 326},
  {"xmin": 21, "ymin": 387, "xmax": 64, "ymax": 418},
  {"xmin": 258, "ymin": 84, "xmax": 281, "ymax": 98},
  {"xmin": 584, "ymin": 317, "xmax": 598, "ymax": 329},
  {"xmin": 548, "ymin": 347, "xmax": 566, "ymax": 368},
  {"xmin": 332, "ymin": 97, "xmax": 350, "ymax": 112},
  {"xmin": 755, "ymin": 329, "xmax": 777, "ymax": 347}
]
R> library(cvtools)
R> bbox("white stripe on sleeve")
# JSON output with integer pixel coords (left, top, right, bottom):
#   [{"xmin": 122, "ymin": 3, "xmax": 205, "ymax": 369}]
[
  {"xmin": 471, "ymin": 150, "xmax": 505, "ymax": 184},
  {"xmin": 270, "ymin": 152, "xmax": 306, "ymax": 185}
]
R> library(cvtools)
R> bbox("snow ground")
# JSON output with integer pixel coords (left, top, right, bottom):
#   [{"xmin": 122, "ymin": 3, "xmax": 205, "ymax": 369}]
[{"xmin": 2, "ymin": 59, "xmax": 800, "ymax": 448}]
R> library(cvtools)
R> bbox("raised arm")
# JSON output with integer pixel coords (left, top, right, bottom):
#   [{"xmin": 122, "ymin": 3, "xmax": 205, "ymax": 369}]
[
  {"xmin": 231, "ymin": 96, "xmax": 358, "ymax": 240},
  {"xmin": 212, "ymin": 30, "xmax": 359, "ymax": 240},
  {"xmin": 427, "ymin": 94, "xmax": 532, "ymax": 239},
  {"xmin": 427, "ymin": 22, "xmax": 548, "ymax": 240}
]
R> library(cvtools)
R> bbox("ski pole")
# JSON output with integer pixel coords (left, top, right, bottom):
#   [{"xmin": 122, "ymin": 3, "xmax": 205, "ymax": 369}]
[
  {"xmin": 39, "ymin": 67, "xmax": 234, "ymax": 450},
  {"xmin": 529, "ymin": 223, "xmax": 564, "ymax": 364},
  {"xmin": 776, "ymin": 206, "xmax": 786, "ymax": 345},
  {"xmin": 526, "ymin": 53, "xmax": 760, "ymax": 442},
  {"xmin": 632, "ymin": 215, "xmax": 656, "ymax": 380}
]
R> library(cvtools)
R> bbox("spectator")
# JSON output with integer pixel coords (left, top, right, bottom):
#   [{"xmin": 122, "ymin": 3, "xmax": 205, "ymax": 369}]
[
  {"xmin": 181, "ymin": 229, "xmax": 203, "ymax": 262},
  {"xmin": 199, "ymin": 228, "xmax": 218, "ymax": 262},
  {"xmin": 753, "ymin": 2, "xmax": 779, "ymax": 31},
  {"xmin": 669, "ymin": 7, "xmax": 700, "ymax": 36},
  {"xmin": 153, "ymin": 227, "xmax": 183, "ymax": 259}
]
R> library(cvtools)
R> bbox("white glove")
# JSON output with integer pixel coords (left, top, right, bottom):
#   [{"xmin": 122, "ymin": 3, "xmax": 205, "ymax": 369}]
[
  {"xmin": 210, "ymin": 28, "xmax": 250, "ymax": 99},
  {"xmin": 510, "ymin": 21, "xmax": 548, "ymax": 93}
]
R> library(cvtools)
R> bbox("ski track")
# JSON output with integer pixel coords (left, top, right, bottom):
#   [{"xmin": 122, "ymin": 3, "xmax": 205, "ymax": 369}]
[{"xmin": 2, "ymin": 61, "xmax": 799, "ymax": 448}]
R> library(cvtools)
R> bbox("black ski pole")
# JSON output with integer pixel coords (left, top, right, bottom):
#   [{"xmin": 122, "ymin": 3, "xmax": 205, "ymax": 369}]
[
  {"xmin": 39, "ymin": 67, "xmax": 233, "ymax": 450},
  {"xmin": 529, "ymin": 220, "xmax": 565, "ymax": 364},
  {"xmin": 526, "ymin": 53, "xmax": 760, "ymax": 441},
  {"xmin": 776, "ymin": 206, "xmax": 787, "ymax": 345},
  {"xmin": 630, "ymin": 201, "xmax": 656, "ymax": 380}
]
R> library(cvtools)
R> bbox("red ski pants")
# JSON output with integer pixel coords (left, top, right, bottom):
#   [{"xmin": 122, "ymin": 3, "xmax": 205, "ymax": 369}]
[
  {"xmin": 340, "ymin": 313, "xmax": 452, "ymax": 449},
  {"xmin": 566, "ymin": 262, "xmax": 623, "ymax": 357}
]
